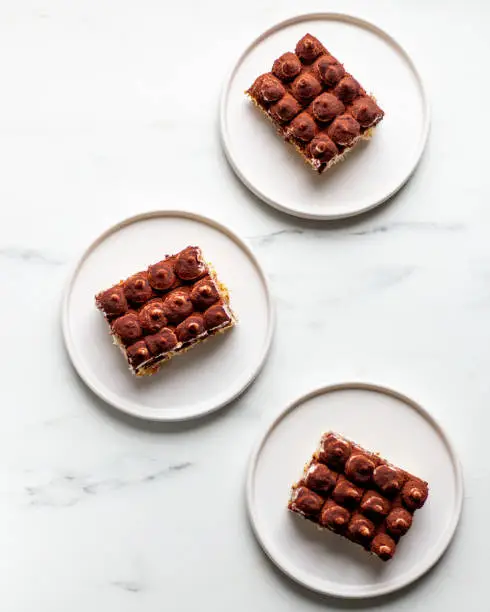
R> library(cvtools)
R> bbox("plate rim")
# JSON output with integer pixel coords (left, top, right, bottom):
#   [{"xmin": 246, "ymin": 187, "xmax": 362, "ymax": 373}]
[
  {"xmin": 246, "ymin": 381, "xmax": 463, "ymax": 598},
  {"xmin": 61, "ymin": 209, "xmax": 275, "ymax": 422},
  {"xmin": 220, "ymin": 11, "xmax": 431, "ymax": 221}
]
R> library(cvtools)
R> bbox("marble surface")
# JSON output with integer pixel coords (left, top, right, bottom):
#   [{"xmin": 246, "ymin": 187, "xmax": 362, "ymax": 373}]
[{"xmin": 0, "ymin": 0, "xmax": 487, "ymax": 610}]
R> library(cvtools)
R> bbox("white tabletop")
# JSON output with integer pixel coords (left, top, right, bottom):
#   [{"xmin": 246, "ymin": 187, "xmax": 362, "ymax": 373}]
[{"xmin": 0, "ymin": 0, "xmax": 482, "ymax": 609}]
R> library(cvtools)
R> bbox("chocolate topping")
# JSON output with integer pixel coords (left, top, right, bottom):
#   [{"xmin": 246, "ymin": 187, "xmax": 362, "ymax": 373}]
[
  {"xmin": 174, "ymin": 247, "xmax": 205, "ymax": 281},
  {"xmin": 291, "ymin": 486, "xmax": 324, "ymax": 516},
  {"xmin": 304, "ymin": 463, "xmax": 337, "ymax": 495},
  {"xmin": 253, "ymin": 74, "xmax": 285, "ymax": 104},
  {"xmin": 204, "ymin": 304, "xmax": 231, "ymax": 330},
  {"xmin": 312, "ymin": 93, "xmax": 345, "ymax": 123},
  {"xmin": 145, "ymin": 328, "xmax": 178, "ymax": 356},
  {"xmin": 371, "ymin": 534, "xmax": 396, "ymax": 561},
  {"xmin": 138, "ymin": 299, "xmax": 167, "ymax": 333},
  {"xmin": 349, "ymin": 96, "xmax": 382, "ymax": 128},
  {"xmin": 272, "ymin": 52, "xmax": 302, "ymax": 81},
  {"xmin": 319, "ymin": 500, "xmax": 351, "ymax": 531},
  {"xmin": 327, "ymin": 114, "xmax": 360, "ymax": 146},
  {"xmin": 147, "ymin": 261, "xmax": 176, "ymax": 291},
  {"xmin": 295, "ymin": 34, "xmax": 325, "ymax": 64},
  {"xmin": 313, "ymin": 54, "xmax": 345, "ymax": 87},
  {"xmin": 289, "ymin": 112, "xmax": 317, "ymax": 142},
  {"xmin": 331, "ymin": 476, "xmax": 363, "ymax": 508},
  {"xmin": 247, "ymin": 34, "xmax": 384, "ymax": 174},
  {"xmin": 289, "ymin": 431, "xmax": 428, "ymax": 561},
  {"xmin": 334, "ymin": 76, "xmax": 361, "ymax": 104},
  {"xmin": 190, "ymin": 278, "xmax": 219, "ymax": 310},
  {"xmin": 386, "ymin": 507, "xmax": 413, "ymax": 537},
  {"xmin": 96, "ymin": 286, "xmax": 128, "ymax": 317},
  {"xmin": 291, "ymin": 73, "xmax": 322, "ymax": 104},
  {"xmin": 176, "ymin": 314, "xmax": 205, "ymax": 343},
  {"xmin": 112, "ymin": 312, "xmax": 142, "ymax": 346},
  {"xmin": 163, "ymin": 289, "xmax": 193, "ymax": 324},
  {"xmin": 126, "ymin": 340, "xmax": 150, "ymax": 368},
  {"xmin": 360, "ymin": 491, "xmax": 391, "ymax": 519},
  {"xmin": 348, "ymin": 514, "xmax": 375, "ymax": 543},
  {"xmin": 345, "ymin": 453, "xmax": 375, "ymax": 485},
  {"xmin": 402, "ymin": 480, "xmax": 429, "ymax": 510},
  {"xmin": 319, "ymin": 432, "xmax": 352, "ymax": 468},
  {"xmin": 373, "ymin": 464, "xmax": 404, "ymax": 495},
  {"xmin": 95, "ymin": 246, "xmax": 236, "ymax": 376},
  {"xmin": 269, "ymin": 94, "xmax": 301, "ymax": 124},
  {"xmin": 124, "ymin": 274, "xmax": 154, "ymax": 305},
  {"xmin": 308, "ymin": 134, "xmax": 338, "ymax": 162}
]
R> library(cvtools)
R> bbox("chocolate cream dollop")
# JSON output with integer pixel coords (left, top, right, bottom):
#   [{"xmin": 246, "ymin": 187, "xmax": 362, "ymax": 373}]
[
  {"xmin": 291, "ymin": 73, "xmax": 322, "ymax": 104},
  {"xmin": 371, "ymin": 534, "xmax": 396, "ymax": 561},
  {"xmin": 386, "ymin": 507, "xmax": 413, "ymax": 537},
  {"xmin": 203, "ymin": 304, "xmax": 231, "ymax": 330},
  {"xmin": 145, "ymin": 328, "xmax": 178, "ymax": 356},
  {"xmin": 147, "ymin": 260, "xmax": 176, "ymax": 291},
  {"xmin": 319, "ymin": 501, "xmax": 350, "ymax": 531},
  {"xmin": 253, "ymin": 74, "xmax": 285, "ymax": 104},
  {"xmin": 174, "ymin": 247, "xmax": 205, "ymax": 281},
  {"xmin": 328, "ymin": 114, "xmax": 360, "ymax": 146},
  {"xmin": 272, "ymin": 52, "xmax": 302, "ymax": 81},
  {"xmin": 269, "ymin": 94, "xmax": 301, "ymax": 124},
  {"xmin": 313, "ymin": 54, "xmax": 345, "ymax": 87},
  {"xmin": 360, "ymin": 491, "xmax": 391, "ymax": 519},
  {"xmin": 295, "ymin": 34, "xmax": 324, "ymax": 63},
  {"xmin": 402, "ymin": 480, "xmax": 428, "ymax": 510},
  {"xmin": 304, "ymin": 462, "xmax": 337, "ymax": 495},
  {"xmin": 190, "ymin": 278, "xmax": 219, "ymax": 310},
  {"xmin": 163, "ymin": 289, "xmax": 193, "ymax": 324},
  {"xmin": 334, "ymin": 76, "xmax": 361, "ymax": 104},
  {"xmin": 332, "ymin": 477, "xmax": 363, "ymax": 507},
  {"xmin": 373, "ymin": 464, "xmax": 404, "ymax": 495},
  {"xmin": 123, "ymin": 273, "xmax": 154, "ymax": 304},
  {"xmin": 138, "ymin": 299, "xmax": 167, "ymax": 333},
  {"xmin": 345, "ymin": 453, "xmax": 375, "ymax": 485},
  {"xmin": 112, "ymin": 312, "xmax": 142, "ymax": 345},
  {"xmin": 291, "ymin": 486, "xmax": 324, "ymax": 517},
  {"xmin": 289, "ymin": 112, "xmax": 317, "ymax": 142},
  {"xmin": 308, "ymin": 134, "xmax": 338, "ymax": 163},
  {"xmin": 176, "ymin": 315, "xmax": 205, "ymax": 343},
  {"xmin": 126, "ymin": 340, "xmax": 150, "ymax": 367},
  {"xmin": 97, "ymin": 286, "xmax": 128, "ymax": 317},
  {"xmin": 349, "ymin": 96, "xmax": 382, "ymax": 128},
  {"xmin": 348, "ymin": 514, "xmax": 375, "ymax": 543},
  {"xmin": 319, "ymin": 432, "xmax": 352, "ymax": 468},
  {"xmin": 312, "ymin": 92, "xmax": 345, "ymax": 123}
]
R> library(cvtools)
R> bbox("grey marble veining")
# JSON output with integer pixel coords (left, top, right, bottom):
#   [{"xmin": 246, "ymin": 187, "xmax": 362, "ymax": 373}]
[
  {"xmin": 0, "ymin": 246, "xmax": 65, "ymax": 266},
  {"xmin": 348, "ymin": 221, "xmax": 466, "ymax": 236},
  {"xmin": 1, "ymin": 1, "xmax": 488, "ymax": 611},
  {"xmin": 247, "ymin": 228, "xmax": 305, "ymax": 245},
  {"xmin": 248, "ymin": 221, "xmax": 465, "ymax": 246},
  {"xmin": 24, "ymin": 462, "xmax": 193, "ymax": 508},
  {"xmin": 111, "ymin": 580, "xmax": 143, "ymax": 593}
]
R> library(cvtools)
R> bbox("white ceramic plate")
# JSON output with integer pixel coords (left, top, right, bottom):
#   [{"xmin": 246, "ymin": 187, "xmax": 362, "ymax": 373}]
[
  {"xmin": 62, "ymin": 211, "xmax": 274, "ymax": 421},
  {"xmin": 247, "ymin": 383, "xmax": 463, "ymax": 598},
  {"xmin": 221, "ymin": 13, "xmax": 429, "ymax": 220}
]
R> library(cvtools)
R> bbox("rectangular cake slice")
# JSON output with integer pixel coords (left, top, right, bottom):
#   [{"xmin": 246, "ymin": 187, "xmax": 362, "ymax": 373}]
[
  {"xmin": 95, "ymin": 246, "xmax": 236, "ymax": 376},
  {"xmin": 288, "ymin": 432, "xmax": 428, "ymax": 561},
  {"xmin": 247, "ymin": 33, "xmax": 384, "ymax": 173}
]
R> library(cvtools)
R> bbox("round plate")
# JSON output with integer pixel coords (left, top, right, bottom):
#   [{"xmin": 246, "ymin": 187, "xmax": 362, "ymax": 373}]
[
  {"xmin": 247, "ymin": 383, "xmax": 463, "ymax": 598},
  {"xmin": 62, "ymin": 211, "xmax": 274, "ymax": 421},
  {"xmin": 221, "ymin": 13, "xmax": 430, "ymax": 220}
]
